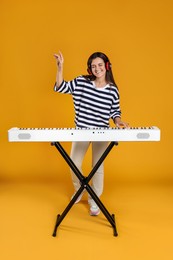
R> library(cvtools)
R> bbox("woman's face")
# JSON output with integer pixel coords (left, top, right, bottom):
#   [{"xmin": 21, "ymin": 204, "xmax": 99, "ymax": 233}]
[{"xmin": 90, "ymin": 57, "xmax": 106, "ymax": 79}]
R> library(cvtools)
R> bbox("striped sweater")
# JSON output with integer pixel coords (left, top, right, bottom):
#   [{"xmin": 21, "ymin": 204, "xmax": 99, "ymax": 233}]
[{"xmin": 54, "ymin": 76, "xmax": 121, "ymax": 128}]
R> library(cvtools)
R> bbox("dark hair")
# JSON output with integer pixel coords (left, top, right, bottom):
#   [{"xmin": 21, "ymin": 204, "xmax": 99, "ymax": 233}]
[{"xmin": 84, "ymin": 52, "xmax": 118, "ymax": 88}]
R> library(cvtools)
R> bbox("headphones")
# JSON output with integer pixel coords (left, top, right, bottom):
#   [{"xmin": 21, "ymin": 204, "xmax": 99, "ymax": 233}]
[{"xmin": 87, "ymin": 61, "xmax": 111, "ymax": 75}]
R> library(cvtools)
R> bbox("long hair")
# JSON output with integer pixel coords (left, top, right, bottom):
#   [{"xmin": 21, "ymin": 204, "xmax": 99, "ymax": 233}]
[{"xmin": 84, "ymin": 52, "xmax": 118, "ymax": 88}]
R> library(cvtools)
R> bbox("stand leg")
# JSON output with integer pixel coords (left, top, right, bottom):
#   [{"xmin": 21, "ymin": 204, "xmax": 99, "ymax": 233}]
[
  {"xmin": 85, "ymin": 185, "xmax": 118, "ymax": 236},
  {"xmin": 52, "ymin": 214, "xmax": 60, "ymax": 237},
  {"xmin": 52, "ymin": 185, "xmax": 85, "ymax": 236},
  {"xmin": 112, "ymin": 214, "xmax": 118, "ymax": 236}
]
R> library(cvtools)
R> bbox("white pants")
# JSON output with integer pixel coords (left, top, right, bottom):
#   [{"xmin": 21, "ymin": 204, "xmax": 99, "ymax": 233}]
[{"xmin": 70, "ymin": 141, "xmax": 108, "ymax": 202}]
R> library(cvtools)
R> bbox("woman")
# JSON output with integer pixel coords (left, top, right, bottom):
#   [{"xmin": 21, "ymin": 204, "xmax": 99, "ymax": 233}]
[{"xmin": 54, "ymin": 51, "xmax": 128, "ymax": 216}]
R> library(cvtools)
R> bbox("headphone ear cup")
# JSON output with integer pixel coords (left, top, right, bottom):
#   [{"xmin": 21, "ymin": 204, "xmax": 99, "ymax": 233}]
[{"xmin": 106, "ymin": 62, "xmax": 111, "ymax": 71}]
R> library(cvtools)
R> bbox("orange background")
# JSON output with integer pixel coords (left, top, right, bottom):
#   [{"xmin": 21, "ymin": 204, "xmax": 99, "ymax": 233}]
[{"xmin": 1, "ymin": 0, "xmax": 173, "ymax": 182}]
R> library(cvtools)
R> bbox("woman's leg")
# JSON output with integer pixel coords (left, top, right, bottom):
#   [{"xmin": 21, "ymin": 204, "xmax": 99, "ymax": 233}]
[
  {"xmin": 70, "ymin": 141, "xmax": 90, "ymax": 191},
  {"xmin": 88, "ymin": 142, "xmax": 108, "ymax": 206}
]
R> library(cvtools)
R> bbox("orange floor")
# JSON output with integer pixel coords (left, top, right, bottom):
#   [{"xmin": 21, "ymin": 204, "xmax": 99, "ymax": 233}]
[{"xmin": 0, "ymin": 179, "xmax": 173, "ymax": 260}]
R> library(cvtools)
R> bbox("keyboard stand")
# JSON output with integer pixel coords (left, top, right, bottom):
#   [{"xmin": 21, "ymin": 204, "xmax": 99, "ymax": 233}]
[{"xmin": 51, "ymin": 141, "xmax": 118, "ymax": 237}]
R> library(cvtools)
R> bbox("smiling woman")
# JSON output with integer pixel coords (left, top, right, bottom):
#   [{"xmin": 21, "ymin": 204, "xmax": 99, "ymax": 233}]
[{"xmin": 53, "ymin": 51, "xmax": 129, "ymax": 216}]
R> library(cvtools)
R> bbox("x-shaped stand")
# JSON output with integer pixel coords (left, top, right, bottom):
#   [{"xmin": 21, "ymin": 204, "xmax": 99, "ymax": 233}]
[{"xmin": 51, "ymin": 141, "xmax": 118, "ymax": 237}]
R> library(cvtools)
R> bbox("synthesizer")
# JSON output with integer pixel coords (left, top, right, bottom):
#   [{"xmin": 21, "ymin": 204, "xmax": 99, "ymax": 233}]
[{"xmin": 8, "ymin": 127, "xmax": 160, "ymax": 142}]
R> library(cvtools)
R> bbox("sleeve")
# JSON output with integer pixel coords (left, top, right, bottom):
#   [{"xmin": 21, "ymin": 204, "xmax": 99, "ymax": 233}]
[
  {"xmin": 110, "ymin": 88, "xmax": 122, "ymax": 119},
  {"xmin": 54, "ymin": 77, "xmax": 78, "ymax": 94}
]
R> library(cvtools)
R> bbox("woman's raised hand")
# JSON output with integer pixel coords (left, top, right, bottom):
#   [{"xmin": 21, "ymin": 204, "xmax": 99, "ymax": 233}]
[{"xmin": 54, "ymin": 51, "xmax": 64, "ymax": 69}]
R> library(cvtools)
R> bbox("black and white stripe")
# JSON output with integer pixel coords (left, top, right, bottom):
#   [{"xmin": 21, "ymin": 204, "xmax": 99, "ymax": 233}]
[{"xmin": 54, "ymin": 76, "xmax": 121, "ymax": 128}]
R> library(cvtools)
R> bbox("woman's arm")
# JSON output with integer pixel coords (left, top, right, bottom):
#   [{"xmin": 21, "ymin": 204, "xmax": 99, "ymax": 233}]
[{"xmin": 54, "ymin": 51, "xmax": 64, "ymax": 88}]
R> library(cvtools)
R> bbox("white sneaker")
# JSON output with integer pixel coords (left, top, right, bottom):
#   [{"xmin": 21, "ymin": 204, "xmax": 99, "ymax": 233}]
[
  {"xmin": 88, "ymin": 199, "xmax": 100, "ymax": 216},
  {"xmin": 90, "ymin": 205, "xmax": 100, "ymax": 216}
]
